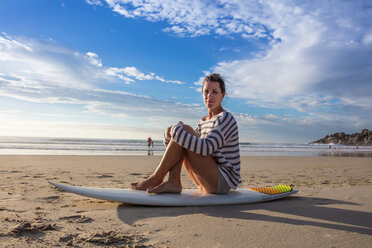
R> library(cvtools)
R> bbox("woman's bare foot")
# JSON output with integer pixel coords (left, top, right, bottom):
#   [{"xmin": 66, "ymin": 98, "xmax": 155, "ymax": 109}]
[
  {"xmin": 131, "ymin": 175, "xmax": 162, "ymax": 191},
  {"xmin": 147, "ymin": 181, "xmax": 182, "ymax": 194}
]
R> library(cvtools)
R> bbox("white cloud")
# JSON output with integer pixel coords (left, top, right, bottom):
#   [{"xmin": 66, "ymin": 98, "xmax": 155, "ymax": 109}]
[
  {"xmin": 117, "ymin": 66, "xmax": 152, "ymax": 80},
  {"xmin": 234, "ymin": 109, "xmax": 372, "ymax": 143},
  {"xmin": 0, "ymin": 71, "xmax": 197, "ymax": 121},
  {"xmin": 0, "ymin": 34, "xmax": 197, "ymax": 138},
  {"xmin": 104, "ymin": 67, "xmax": 136, "ymax": 84},
  {"xmin": 0, "ymin": 34, "xmax": 99, "ymax": 89},
  {"xmin": 161, "ymin": 0, "xmax": 371, "ymax": 116},
  {"xmin": 91, "ymin": 1, "xmax": 371, "ymax": 113},
  {"xmin": 86, "ymin": 52, "xmax": 102, "ymax": 67},
  {"xmin": 104, "ymin": 66, "xmax": 184, "ymax": 84},
  {"xmin": 363, "ymin": 32, "xmax": 372, "ymax": 44},
  {"xmin": 0, "ymin": 34, "xmax": 183, "ymax": 89},
  {"xmin": 214, "ymin": 1, "xmax": 371, "ymax": 112},
  {"xmin": 93, "ymin": 0, "xmax": 270, "ymax": 38},
  {"xmin": 85, "ymin": 0, "xmax": 103, "ymax": 6},
  {"xmin": 163, "ymin": 26, "xmax": 187, "ymax": 36}
]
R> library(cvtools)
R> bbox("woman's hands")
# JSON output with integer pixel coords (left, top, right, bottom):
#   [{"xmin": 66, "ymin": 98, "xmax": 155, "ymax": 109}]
[
  {"xmin": 165, "ymin": 122, "xmax": 184, "ymax": 144},
  {"xmin": 166, "ymin": 125, "xmax": 172, "ymax": 140}
]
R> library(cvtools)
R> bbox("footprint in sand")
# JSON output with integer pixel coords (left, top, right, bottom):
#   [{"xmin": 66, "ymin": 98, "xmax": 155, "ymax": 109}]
[
  {"xmin": 59, "ymin": 232, "xmax": 145, "ymax": 247},
  {"xmin": 321, "ymin": 180, "xmax": 331, "ymax": 184},
  {"xmin": 77, "ymin": 231, "xmax": 144, "ymax": 246},
  {"xmin": 59, "ymin": 215, "xmax": 93, "ymax": 223},
  {"xmin": 40, "ymin": 195, "xmax": 60, "ymax": 203},
  {"xmin": 32, "ymin": 174, "xmax": 45, "ymax": 178},
  {"xmin": 61, "ymin": 204, "xmax": 77, "ymax": 208},
  {"xmin": 97, "ymin": 174, "xmax": 114, "ymax": 178},
  {"xmin": 6, "ymin": 221, "xmax": 57, "ymax": 236},
  {"xmin": 129, "ymin": 173, "xmax": 143, "ymax": 176},
  {"xmin": 86, "ymin": 174, "xmax": 114, "ymax": 179},
  {"xmin": 59, "ymin": 233, "xmax": 78, "ymax": 246}
]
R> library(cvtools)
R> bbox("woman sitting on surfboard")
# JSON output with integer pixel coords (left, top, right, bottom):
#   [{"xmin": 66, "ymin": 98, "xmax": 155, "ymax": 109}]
[{"xmin": 131, "ymin": 73, "xmax": 241, "ymax": 194}]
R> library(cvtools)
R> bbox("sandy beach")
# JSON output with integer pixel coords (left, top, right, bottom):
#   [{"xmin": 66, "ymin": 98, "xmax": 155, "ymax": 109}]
[{"xmin": 0, "ymin": 155, "xmax": 371, "ymax": 247}]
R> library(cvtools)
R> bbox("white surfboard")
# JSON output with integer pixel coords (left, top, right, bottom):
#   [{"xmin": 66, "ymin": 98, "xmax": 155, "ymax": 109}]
[{"xmin": 49, "ymin": 181, "xmax": 298, "ymax": 206}]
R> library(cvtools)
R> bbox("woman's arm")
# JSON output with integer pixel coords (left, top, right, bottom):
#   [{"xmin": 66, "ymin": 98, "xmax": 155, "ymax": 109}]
[{"xmin": 170, "ymin": 122, "xmax": 226, "ymax": 156}]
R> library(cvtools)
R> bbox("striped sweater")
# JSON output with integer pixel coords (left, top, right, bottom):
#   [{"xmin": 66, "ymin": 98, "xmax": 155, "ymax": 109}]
[{"xmin": 169, "ymin": 111, "xmax": 241, "ymax": 189}]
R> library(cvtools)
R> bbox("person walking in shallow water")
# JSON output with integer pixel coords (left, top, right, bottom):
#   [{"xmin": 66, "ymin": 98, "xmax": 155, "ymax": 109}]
[
  {"xmin": 131, "ymin": 73, "xmax": 241, "ymax": 194},
  {"xmin": 147, "ymin": 137, "xmax": 153, "ymax": 149},
  {"xmin": 147, "ymin": 137, "xmax": 154, "ymax": 156}
]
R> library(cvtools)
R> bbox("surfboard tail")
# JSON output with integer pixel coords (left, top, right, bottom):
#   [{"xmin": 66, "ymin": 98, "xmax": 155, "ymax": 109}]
[{"xmin": 249, "ymin": 184, "xmax": 294, "ymax": 195}]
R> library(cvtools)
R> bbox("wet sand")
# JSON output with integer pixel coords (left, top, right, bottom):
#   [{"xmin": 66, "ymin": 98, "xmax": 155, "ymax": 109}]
[{"xmin": 0, "ymin": 155, "xmax": 371, "ymax": 247}]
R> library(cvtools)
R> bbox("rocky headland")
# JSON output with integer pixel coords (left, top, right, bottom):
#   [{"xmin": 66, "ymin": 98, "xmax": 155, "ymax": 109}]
[{"xmin": 310, "ymin": 129, "xmax": 372, "ymax": 146}]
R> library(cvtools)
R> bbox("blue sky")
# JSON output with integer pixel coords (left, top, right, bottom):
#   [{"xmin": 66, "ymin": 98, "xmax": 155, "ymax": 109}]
[{"xmin": 0, "ymin": 0, "xmax": 371, "ymax": 143}]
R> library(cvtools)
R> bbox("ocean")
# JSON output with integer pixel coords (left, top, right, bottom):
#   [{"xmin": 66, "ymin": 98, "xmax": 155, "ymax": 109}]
[{"xmin": 0, "ymin": 136, "xmax": 372, "ymax": 157}]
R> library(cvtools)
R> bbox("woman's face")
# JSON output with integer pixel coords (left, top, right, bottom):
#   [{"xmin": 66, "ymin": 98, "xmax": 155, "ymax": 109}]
[{"xmin": 202, "ymin": 81, "xmax": 225, "ymax": 109}]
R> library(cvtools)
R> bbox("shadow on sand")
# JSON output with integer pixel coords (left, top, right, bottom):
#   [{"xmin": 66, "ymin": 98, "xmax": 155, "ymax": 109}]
[{"xmin": 117, "ymin": 196, "xmax": 372, "ymax": 235}]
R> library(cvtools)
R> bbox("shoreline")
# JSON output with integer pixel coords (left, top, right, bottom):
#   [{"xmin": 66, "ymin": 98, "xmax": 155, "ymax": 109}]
[
  {"xmin": 1, "ymin": 151, "xmax": 372, "ymax": 157},
  {"xmin": 2, "ymin": 136, "xmax": 372, "ymax": 158},
  {"xmin": 1, "ymin": 155, "xmax": 371, "ymax": 247}
]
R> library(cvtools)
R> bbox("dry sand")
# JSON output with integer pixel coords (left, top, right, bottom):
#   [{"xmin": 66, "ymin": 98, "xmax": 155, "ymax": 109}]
[{"xmin": 0, "ymin": 155, "xmax": 371, "ymax": 247}]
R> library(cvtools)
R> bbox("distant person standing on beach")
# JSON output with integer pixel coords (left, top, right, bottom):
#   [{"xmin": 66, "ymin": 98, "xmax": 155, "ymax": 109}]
[
  {"xmin": 147, "ymin": 137, "xmax": 153, "ymax": 149},
  {"xmin": 132, "ymin": 73, "xmax": 241, "ymax": 194}
]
